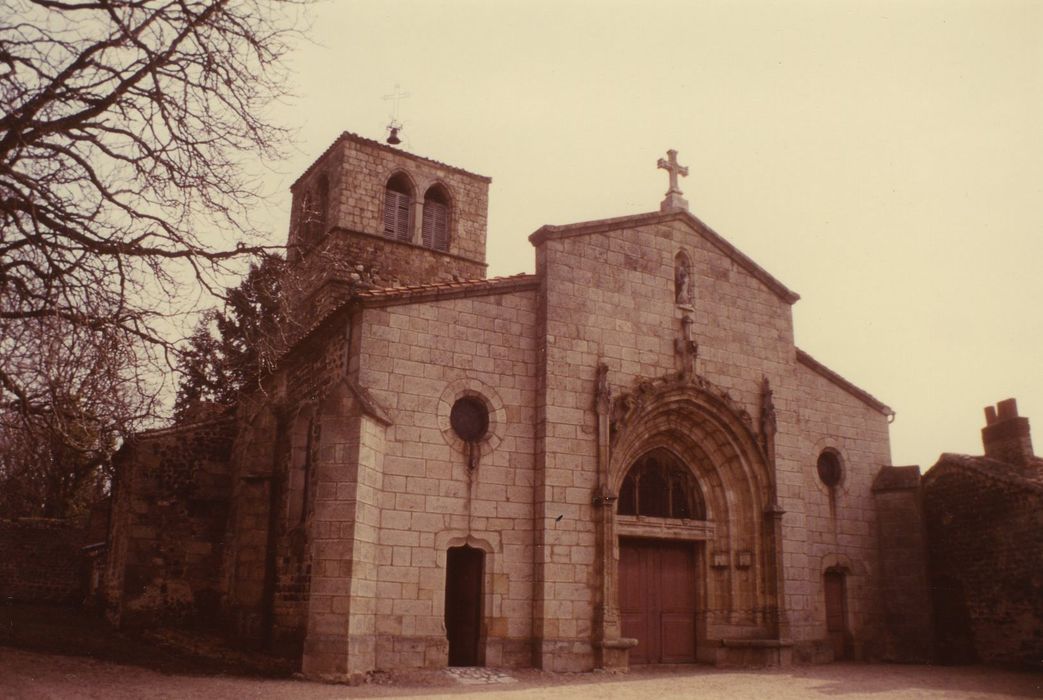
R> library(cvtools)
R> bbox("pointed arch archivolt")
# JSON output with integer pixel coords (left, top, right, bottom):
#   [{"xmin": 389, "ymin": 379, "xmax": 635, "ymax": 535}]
[
  {"xmin": 610, "ymin": 378, "xmax": 773, "ymax": 529},
  {"xmin": 607, "ymin": 375, "xmax": 779, "ymax": 631}
]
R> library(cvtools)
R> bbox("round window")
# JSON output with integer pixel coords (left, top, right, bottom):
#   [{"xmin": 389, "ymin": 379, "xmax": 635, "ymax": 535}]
[
  {"xmin": 450, "ymin": 396, "xmax": 489, "ymax": 442},
  {"xmin": 817, "ymin": 450, "xmax": 842, "ymax": 488}
]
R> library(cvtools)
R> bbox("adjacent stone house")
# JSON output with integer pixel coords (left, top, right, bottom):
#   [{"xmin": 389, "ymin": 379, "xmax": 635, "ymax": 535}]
[
  {"xmin": 104, "ymin": 132, "xmax": 903, "ymax": 678},
  {"xmin": 922, "ymin": 399, "xmax": 1043, "ymax": 667}
]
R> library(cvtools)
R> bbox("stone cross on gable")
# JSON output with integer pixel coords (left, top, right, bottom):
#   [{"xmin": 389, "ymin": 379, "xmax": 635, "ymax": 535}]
[{"xmin": 658, "ymin": 149, "xmax": 690, "ymax": 213}]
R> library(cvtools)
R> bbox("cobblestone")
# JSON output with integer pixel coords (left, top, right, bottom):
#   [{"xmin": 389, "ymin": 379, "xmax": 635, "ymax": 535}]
[{"xmin": 444, "ymin": 666, "xmax": 518, "ymax": 685}]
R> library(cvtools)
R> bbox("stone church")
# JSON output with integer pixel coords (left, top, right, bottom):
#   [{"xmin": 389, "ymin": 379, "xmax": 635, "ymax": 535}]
[{"xmin": 103, "ymin": 131, "xmax": 907, "ymax": 678}]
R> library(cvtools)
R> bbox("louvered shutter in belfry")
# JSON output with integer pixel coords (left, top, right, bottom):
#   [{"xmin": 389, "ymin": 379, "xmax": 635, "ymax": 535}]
[
  {"xmin": 432, "ymin": 202, "xmax": 449, "ymax": 251},
  {"xmin": 383, "ymin": 190, "xmax": 412, "ymax": 241},
  {"xmin": 422, "ymin": 200, "xmax": 436, "ymax": 248},
  {"xmin": 394, "ymin": 192, "xmax": 411, "ymax": 241},
  {"xmin": 422, "ymin": 200, "xmax": 449, "ymax": 251},
  {"xmin": 383, "ymin": 192, "xmax": 399, "ymax": 237}
]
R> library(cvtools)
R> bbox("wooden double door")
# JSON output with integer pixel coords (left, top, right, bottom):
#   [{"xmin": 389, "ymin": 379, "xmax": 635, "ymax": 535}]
[{"xmin": 619, "ymin": 538, "xmax": 698, "ymax": 664}]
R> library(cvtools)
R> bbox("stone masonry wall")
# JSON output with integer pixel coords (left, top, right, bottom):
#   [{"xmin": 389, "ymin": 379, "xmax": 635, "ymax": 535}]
[
  {"xmin": 355, "ymin": 286, "xmax": 539, "ymax": 669},
  {"xmin": 220, "ymin": 325, "xmax": 352, "ymax": 656},
  {"xmin": 786, "ymin": 361, "xmax": 891, "ymax": 661},
  {"xmin": 105, "ymin": 419, "xmax": 235, "ymax": 627},
  {"xmin": 531, "ymin": 212, "xmax": 891, "ymax": 669},
  {"xmin": 871, "ymin": 466, "xmax": 933, "ymax": 663},
  {"xmin": 0, "ymin": 518, "xmax": 85, "ymax": 603},
  {"xmin": 289, "ymin": 133, "xmax": 489, "ymax": 267},
  {"xmin": 533, "ymin": 215, "xmax": 798, "ymax": 670},
  {"xmin": 923, "ymin": 464, "xmax": 1043, "ymax": 667}
]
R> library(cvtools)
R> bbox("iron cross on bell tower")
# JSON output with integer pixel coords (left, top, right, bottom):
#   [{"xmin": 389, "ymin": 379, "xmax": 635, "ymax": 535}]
[{"xmin": 658, "ymin": 149, "xmax": 689, "ymax": 212}]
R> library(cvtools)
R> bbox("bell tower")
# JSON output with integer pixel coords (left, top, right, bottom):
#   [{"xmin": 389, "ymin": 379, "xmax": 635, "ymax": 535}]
[{"xmin": 284, "ymin": 132, "xmax": 491, "ymax": 320}]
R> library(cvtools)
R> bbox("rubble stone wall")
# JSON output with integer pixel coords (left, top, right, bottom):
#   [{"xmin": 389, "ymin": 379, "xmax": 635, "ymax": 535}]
[
  {"xmin": 0, "ymin": 518, "xmax": 85, "ymax": 603},
  {"xmin": 923, "ymin": 465, "xmax": 1043, "ymax": 667},
  {"xmin": 104, "ymin": 419, "xmax": 235, "ymax": 628}
]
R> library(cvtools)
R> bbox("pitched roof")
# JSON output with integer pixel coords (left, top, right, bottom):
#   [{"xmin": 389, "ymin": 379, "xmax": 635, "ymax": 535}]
[
  {"xmin": 528, "ymin": 209, "xmax": 800, "ymax": 305},
  {"xmin": 292, "ymin": 131, "xmax": 491, "ymax": 189},
  {"xmin": 796, "ymin": 348, "xmax": 893, "ymax": 417},
  {"xmin": 354, "ymin": 273, "xmax": 538, "ymax": 307},
  {"xmin": 924, "ymin": 452, "xmax": 1043, "ymax": 494},
  {"xmin": 279, "ymin": 274, "xmax": 539, "ymax": 357}
]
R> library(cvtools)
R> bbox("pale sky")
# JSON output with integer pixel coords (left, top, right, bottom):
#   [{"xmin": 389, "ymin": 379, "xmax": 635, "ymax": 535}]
[{"xmin": 255, "ymin": 0, "xmax": 1043, "ymax": 472}]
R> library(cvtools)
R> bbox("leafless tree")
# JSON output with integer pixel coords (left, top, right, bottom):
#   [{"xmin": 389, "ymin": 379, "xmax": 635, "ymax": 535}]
[
  {"xmin": 0, "ymin": 312, "xmax": 156, "ymax": 517},
  {"xmin": 0, "ymin": 0, "xmax": 302, "ymax": 415}
]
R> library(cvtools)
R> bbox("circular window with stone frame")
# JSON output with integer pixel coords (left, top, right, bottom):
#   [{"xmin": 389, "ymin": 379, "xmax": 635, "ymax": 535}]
[
  {"xmin": 450, "ymin": 396, "xmax": 489, "ymax": 442},
  {"xmin": 816, "ymin": 449, "xmax": 844, "ymax": 488},
  {"xmin": 438, "ymin": 379, "xmax": 506, "ymax": 460}
]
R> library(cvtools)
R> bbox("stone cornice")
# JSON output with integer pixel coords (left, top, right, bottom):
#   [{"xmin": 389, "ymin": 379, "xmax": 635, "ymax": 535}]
[
  {"xmin": 795, "ymin": 348, "xmax": 893, "ymax": 417},
  {"xmin": 529, "ymin": 209, "xmax": 800, "ymax": 305},
  {"xmin": 291, "ymin": 131, "xmax": 492, "ymax": 190}
]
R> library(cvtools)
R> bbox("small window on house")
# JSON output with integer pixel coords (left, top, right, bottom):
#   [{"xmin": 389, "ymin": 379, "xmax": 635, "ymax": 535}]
[
  {"xmin": 817, "ymin": 449, "xmax": 843, "ymax": 488},
  {"xmin": 422, "ymin": 184, "xmax": 451, "ymax": 252},
  {"xmin": 383, "ymin": 173, "xmax": 414, "ymax": 242},
  {"xmin": 617, "ymin": 449, "xmax": 705, "ymax": 519}
]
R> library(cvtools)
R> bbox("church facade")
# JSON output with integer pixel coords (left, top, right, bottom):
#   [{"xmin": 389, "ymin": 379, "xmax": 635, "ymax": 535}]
[{"xmin": 103, "ymin": 132, "xmax": 902, "ymax": 678}]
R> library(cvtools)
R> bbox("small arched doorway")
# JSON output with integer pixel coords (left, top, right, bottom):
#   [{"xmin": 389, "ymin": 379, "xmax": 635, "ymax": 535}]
[
  {"xmin": 824, "ymin": 568, "xmax": 850, "ymax": 660},
  {"xmin": 445, "ymin": 545, "xmax": 484, "ymax": 666}
]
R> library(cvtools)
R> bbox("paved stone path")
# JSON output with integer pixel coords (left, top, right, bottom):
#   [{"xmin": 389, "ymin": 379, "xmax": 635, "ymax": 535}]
[{"xmin": 443, "ymin": 665, "xmax": 518, "ymax": 685}]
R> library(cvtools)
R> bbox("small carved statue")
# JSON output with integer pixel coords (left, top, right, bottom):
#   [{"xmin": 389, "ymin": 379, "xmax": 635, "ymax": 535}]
[{"xmin": 675, "ymin": 261, "xmax": 691, "ymax": 305}]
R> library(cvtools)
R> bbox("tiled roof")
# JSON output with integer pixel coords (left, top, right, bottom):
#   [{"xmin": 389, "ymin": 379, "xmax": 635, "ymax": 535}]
[
  {"xmin": 354, "ymin": 273, "xmax": 538, "ymax": 306},
  {"xmin": 277, "ymin": 274, "xmax": 538, "ymax": 359},
  {"xmin": 924, "ymin": 452, "xmax": 1043, "ymax": 493},
  {"xmin": 795, "ymin": 348, "xmax": 893, "ymax": 416}
]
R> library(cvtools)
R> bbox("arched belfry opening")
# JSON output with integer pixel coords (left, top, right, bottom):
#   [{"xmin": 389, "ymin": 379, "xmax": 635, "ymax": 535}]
[
  {"xmin": 600, "ymin": 375, "xmax": 787, "ymax": 666},
  {"xmin": 383, "ymin": 172, "xmax": 414, "ymax": 242},
  {"xmin": 422, "ymin": 183, "xmax": 451, "ymax": 252}
]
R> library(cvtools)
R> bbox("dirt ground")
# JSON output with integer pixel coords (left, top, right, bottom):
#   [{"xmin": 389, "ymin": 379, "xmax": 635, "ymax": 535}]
[
  {"xmin": 1, "ymin": 605, "xmax": 1039, "ymax": 699},
  {"xmin": 1, "ymin": 647, "xmax": 1041, "ymax": 700}
]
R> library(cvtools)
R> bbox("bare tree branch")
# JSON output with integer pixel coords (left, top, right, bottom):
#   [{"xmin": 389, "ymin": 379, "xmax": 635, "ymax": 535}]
[
  {"xmin": 0, "ymin": 1, "xmax": 306, "ymax": 516},
  {"xmin": 1, "ymin": 0, "xmax": 304, "ymax": 416}
]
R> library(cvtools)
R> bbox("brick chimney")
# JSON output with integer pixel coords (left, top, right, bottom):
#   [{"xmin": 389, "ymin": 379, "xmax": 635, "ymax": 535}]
[{"xmin": 982, "ymin": 398, "xmax": 1034, "ymax": 466}]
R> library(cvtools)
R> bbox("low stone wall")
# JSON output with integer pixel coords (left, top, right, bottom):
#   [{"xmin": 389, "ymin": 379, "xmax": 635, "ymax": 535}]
[
  {"xmin": 923, "ymin": 459, "xmax": 1043, "ymax": 667},
  {"xmin": 104, "ymin": 418, "xmax": 235, "ymax": 628},
  {"xmin": 0, "ymin": 518, "xmax": 86, "ymax": 603},
  {"xmin": 871, "ymin": 466, "xmax": 933, "ymax": 663}
]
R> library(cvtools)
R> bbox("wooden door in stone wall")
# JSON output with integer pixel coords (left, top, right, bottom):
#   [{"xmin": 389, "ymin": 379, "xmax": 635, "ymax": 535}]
[
  {"xmin": 824, "ymin": 569, "xmax": 850, "ymax": 660},
  {"xmin": 445, "ymin": 546, "xmax": 484, "ymax": 666},
  {"xmin": 619, "ymin": 538, "xmax": 697, "ymax": 663}
]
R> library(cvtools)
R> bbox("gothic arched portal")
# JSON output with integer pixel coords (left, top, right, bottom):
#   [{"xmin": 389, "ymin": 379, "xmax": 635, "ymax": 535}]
[{"xmin": 603, "ymin": 374, "xmax": 785, "ymax": 665}]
